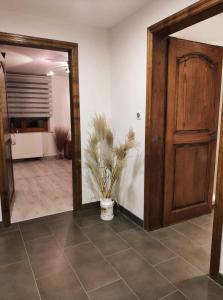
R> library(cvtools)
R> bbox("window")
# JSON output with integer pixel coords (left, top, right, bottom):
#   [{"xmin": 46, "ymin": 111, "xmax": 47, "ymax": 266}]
[{"xmin": 10, "ymin": 117, "xmax": 48, "ymax": 133}]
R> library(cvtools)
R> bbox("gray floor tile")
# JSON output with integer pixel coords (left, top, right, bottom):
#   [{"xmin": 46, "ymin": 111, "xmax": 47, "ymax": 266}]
[
  {"xmin": 161, "ymin": 234, "xmax": 210, "ymax": 273},
  {"xmin": 93, "ymin": 234, "xmax": 129, "ymax": 256},
  {"xmin": 125, "ymin": 267, "xmax": 175, "ymax": 300},
  {"xmin": 156, "ymin": 256, "xmax": 203, "ymax": 285},
  {"xmin": 82, "ymin": 223, "xmax": 115, "ymax": 241},
  {"xmin": 176, "ymin": 276, "xmax": 223, "ymax": 300},
  {"xmin": 51, "ymin": 223, "xmax": 88, "ymax": 248},
  {"xmin": 0, "ymin": 231, "xmax": 27, "ymax": 266},
  {"xmin": 118, "ymin": 227, "xmax": 148, "ymax": 242},
  {"xmin": 162, "ymin": 291, "xmax": 187, "ymax": 300},
  {"xmin": 107, "ymin": 214, "xmax": 137, "ymax": 232},
  {"xmin": 108, "ymin": 249, "xmax": 175, "ymax": 299},
  {"xmin": 89, "ymin": 279, "xmax": 137, "ymax": 300},
  {"xmin": 37, "ymin": 269, "xmax": 88, "ymax": 300},
  {"xmin": 73, "ymin": 260, "xmax": 120, "ymax": 291},
  {"xmin": 20, "ymin": 219, "xmax": 51, "ymax": 241},
  {"xmin": 74, "ymin": 213, "xmax": 102, "ymax": 228},
  {"xmin": 149, "ymin": 227, "xmax": 182, "ymax": 241},
  {"xmin": 189, "ymin": 213, "xmax": 213, "ymax": 226},
  {"xmin": 108, "ymin": 248, "xmax": 146, "ymax": 274},
  {"xmin": 31, "ymin": 252, "xmax": 71, "ymax": 280},
  {"xmin": 25, "ymin": 235, "xmax": 61, "ymax": 258},
  {"xmin": 65, "ymin": 242, "xmax": 102, "ymax": 266},
  {"xmin": 65, "ymin": 242, "xmax": 119, "ymax": 291},
  {"xmin": 0, "ymin": 261, "xmax": 39, "ymax": 300},
  {"xmin": 172, "ymin": 221, "xmax": 212, "ymax": 246},
  {"xmin": 121, "ymin": 231, "xmax": 176, "ymax": 265},
  {"xmin": 45, "ymin": 211, "xmax": 75, "ymax": 225}
]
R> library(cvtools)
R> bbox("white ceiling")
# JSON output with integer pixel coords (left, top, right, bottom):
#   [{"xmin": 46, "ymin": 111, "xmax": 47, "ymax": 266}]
[
  {"xmin": 0, "ymin": 45, "xmax": 68, "ymax": 76},
  {"xmin": 0, "ymin": 0, "xmax": 151, "ymax": 28},
  {"xmin": 172, "ymin": 13, "xmax": 223, "ymax": 46}
]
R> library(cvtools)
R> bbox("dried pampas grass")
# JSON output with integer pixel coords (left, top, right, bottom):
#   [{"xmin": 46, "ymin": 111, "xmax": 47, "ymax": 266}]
[
  {"xmin": 85, "ymin": 114, "xmax": 136, "ymax": 199},
  {"xmin": 54, "ymin": 126, "xmax": 69, "ymax": 158}
]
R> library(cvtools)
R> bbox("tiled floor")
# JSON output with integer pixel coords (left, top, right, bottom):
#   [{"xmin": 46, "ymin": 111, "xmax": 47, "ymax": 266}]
[
  {"xmin": 0, "ymin": 207, "xmax": 222, "ymax": 299},
  {"xmin": 12, "ymin": 158, "xmax": 73, "ymax": 222}
]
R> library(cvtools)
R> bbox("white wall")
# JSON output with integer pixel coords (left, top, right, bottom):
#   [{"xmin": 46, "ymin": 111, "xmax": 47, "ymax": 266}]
[
  {"xmin": 0, "ymin": 0, "xmax": 200, "ymax": 221},
  {"xmin": 0, "ymin": 10, "xmax": 112, "ymax": 212},
  {"xmin": 43, "ymin": 75, "xmax": 71, "ymax": 157},
  {"xmin": 110, "ymin": 0, "xmax": 197, "ymax": 219}
]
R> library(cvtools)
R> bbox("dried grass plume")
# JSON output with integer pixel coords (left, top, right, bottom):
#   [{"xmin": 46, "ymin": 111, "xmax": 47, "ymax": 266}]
[{"xmin": 85, "ymin": 114, "xmax": 136, "ymax": 199}]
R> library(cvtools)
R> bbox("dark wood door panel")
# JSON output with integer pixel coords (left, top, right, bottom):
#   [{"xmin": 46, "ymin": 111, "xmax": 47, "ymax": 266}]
[
  {"xmin": 176, "ymin": 54, "xmax": 216, "ymax": 131},
  {"xmin": 164, "ymin": 38, "xmax": 223, "ymax": 225},
  {"xmin": 173, "ymin": 144, "xmax": 209, "ymax": 209}
]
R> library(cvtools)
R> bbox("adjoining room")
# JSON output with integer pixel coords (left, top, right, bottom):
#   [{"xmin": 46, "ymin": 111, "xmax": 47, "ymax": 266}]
[{"xmin": 0, "ymin": 45, "xmax": 73, "ymax": 222}]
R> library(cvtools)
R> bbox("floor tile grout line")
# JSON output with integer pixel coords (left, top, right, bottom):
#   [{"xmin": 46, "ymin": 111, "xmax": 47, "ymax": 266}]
[
  {"xmin": 158, "ymin": 289, "xmax": 189, "ymax": 300},
  {"xmin": 153, "ymin": 254, "xmax": 180, "ymax": 267},
  {"xmin": 45, "ymin": 224, "xmax": 91, "ymax": 300},
  {"xmin": 65, "ymin": 226, "xmax": 126, "ymax": 296},
  {"xmin": 105, "ymin": 247, "xmax": 132, "ymax": 258},
  {"xmin": 0, "ymin": 258, "xmax": 29, "ymax": 270},
  {"xmin": 113, "ymin": 228, "xmax": 189, "ymax": 300},
  {"xmin": 18, "ymin": 224, "xmax": 42, "ymax": 300},
  {"xmin": 188, "ymin": 219, "xmax": 213, "ymax": 234},
  {"xmin": 157, "ymin": 237, "xmax": 208, "ymax": 274},
  {"xmin": 168, "ymin": 226, "xmax": 212, "ymax": 249},
  {"xmin": 131, "ymin": 247, "xmax": 189, "ymax": 299},
  {"xmin": 88, "ymin": 239, "xmax": 140, "ymax": 300},
  {"xmin": 87, "ymin": 278, "xmax": 121, "ymax": 294}
]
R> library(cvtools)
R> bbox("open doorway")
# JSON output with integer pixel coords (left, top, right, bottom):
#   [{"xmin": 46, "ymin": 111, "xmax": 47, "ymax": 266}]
[
  {"xmin": 0, "ymin": 33, "xmax": 82, "ymax": 226},
  {"xmin": 1, "ymin": 45, "xmax": 73, "ymax": 222},
  {"xmin": 144, "ymin": 2, "xmax": 223, "ymax": 282}
]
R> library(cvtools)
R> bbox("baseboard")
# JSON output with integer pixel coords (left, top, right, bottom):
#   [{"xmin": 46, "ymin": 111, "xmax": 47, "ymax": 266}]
[
  {"xmin": 116, "ymin": 204, "xmax": 144, "ymax": 227},
  {"xmin": 82, "ymin": 201, "xmax": 143, "ymax": 227},
  {"xmin": 81, "ymin": 201, "xmax": 100, "ymax": 210},
  {"xmin": 216, "ymin": 273, "xmax": 223, "ymax": 286}
]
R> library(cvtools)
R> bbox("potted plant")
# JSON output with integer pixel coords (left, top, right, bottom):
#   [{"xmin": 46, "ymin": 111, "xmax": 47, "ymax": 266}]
[
  {"xmin": 54, "ymin": 126, "xmax": 69, "ymax": 159},
  {"xmin": 85, "ymin": 114, "xmax": 136, "ymax": 221}
]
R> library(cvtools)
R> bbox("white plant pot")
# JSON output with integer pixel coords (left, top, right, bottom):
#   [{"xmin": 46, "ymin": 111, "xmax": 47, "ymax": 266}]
[{"xmin": 100, "ymin": 198, "xmax": 114, "ymax": 221}]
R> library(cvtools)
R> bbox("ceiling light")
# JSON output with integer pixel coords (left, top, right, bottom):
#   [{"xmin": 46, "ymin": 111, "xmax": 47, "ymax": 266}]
[{"xmin": 47, "ymin": 71, "xmax": 54, "ymax": 76}]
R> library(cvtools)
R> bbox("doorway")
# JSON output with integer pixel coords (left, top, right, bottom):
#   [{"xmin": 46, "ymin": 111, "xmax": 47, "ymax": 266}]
[
  {"xmin": 0, "ymin": 32, "xmax": 82, "ymax": 226},
  {"xmin": 163, "ymin": 37, "xmax": 222, "ymax": 225},
  {"xmin": 144, "ymin": 0, "xmax": 223, "ymax": 281}
]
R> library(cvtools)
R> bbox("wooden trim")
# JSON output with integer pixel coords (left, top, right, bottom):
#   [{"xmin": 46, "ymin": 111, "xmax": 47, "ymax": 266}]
[
  {"xmin": 144, "ymin": 33, "xmax": 168, "ymax": 230},
  {"xmin": 144, "ymin": 0, "xmax": 223, "ymax": 278},
  {"xmin": 0, "ymin": 32, "xmax": 82, "ymax": 224},
  {"xmin": 210, "ymin": 111, "xmax": 223, "ymax": 279},
  {"xmin": 149, "ymin": 0, "xmax": 223, "ymax": 36}
]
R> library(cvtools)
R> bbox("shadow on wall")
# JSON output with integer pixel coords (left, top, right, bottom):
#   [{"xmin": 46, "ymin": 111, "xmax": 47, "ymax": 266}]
[
  {"xmin": 113, "ymin": 152, "xmax": 144, "ymax": 209},
  {"xmin": 84, "ymin": 151, "xmax": 144, "ymax": 208}
]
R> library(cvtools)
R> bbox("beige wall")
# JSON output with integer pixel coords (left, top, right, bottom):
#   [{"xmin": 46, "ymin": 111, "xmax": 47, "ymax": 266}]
[{"xmin": 110, "ymin": 0, "xmax": 197, "ymax": 219}]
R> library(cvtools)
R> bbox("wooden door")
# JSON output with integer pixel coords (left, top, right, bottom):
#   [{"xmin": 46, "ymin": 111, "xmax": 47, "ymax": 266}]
[
  {"xmin": 0, "ymin": 61, "xmax": 14, "ymax": 226},
  {"xmin": 164, "ymin": 38, "xmax": 223, "ymax": 225}
]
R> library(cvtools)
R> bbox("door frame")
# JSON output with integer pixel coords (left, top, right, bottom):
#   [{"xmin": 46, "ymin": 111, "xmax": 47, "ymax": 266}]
[
  {"xmin": 144, "ymin": 0, "xmax": 223, "ymax": 279},
  {"xmin": 0, "ymin": 32, "xmax": 82, "ymax": 225}
]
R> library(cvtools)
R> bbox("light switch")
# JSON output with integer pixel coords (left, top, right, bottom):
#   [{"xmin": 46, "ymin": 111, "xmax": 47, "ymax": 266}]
[{"xmin": 136, "ymin": 111, "xmax": 142, "ymax": 120}]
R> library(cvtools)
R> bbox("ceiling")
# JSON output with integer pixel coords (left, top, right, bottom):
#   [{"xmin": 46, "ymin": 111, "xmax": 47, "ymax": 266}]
[
  {"xmin": 0, "ymin": 45, "xmax": 68, "ymax": 76},
  {"xmin": 0, "ymin": 0, "xmax": 151, "ymax": 28},
  {"xmin": 172, "ymin": 13, "xmax": 223, "ymax": 46}
]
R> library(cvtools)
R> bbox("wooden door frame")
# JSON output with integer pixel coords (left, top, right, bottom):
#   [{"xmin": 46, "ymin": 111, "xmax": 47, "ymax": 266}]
[
  {"xmin": 0, "ymin": 32, "xmax": 82, "ymax": 225},
  {"xmin": 144, "ymin": 0, "xmax": 223, "ymax": 280}
]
